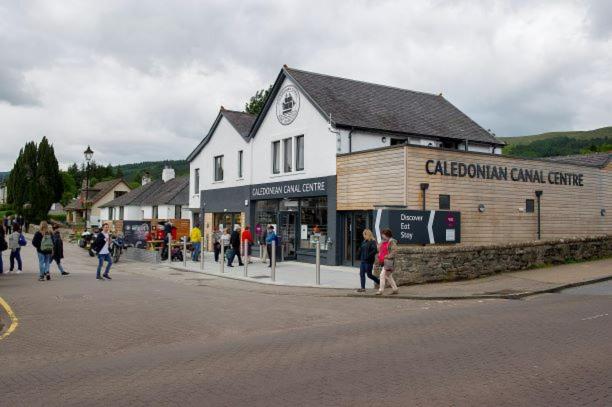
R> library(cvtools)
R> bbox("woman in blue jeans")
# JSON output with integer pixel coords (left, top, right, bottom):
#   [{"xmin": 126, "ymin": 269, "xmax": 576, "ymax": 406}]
[
  {"xmin": 32, "ymin": 221, "xmax": 53, "ymax": 281},
  {"xmin": 92, "ymin": 223, "xmax": 113, "ymax": 280},
  {"xmin": 356, "ymin": 229, "xmax": 380, "ymax": 292}
]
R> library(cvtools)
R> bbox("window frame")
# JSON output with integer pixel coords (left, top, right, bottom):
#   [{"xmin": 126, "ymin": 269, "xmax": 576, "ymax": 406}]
[
  {"xmin": 525, "ymin": 199, "xmax": 535, "ymax": 213},
  {"xmin": 237, "ymin": 150, "xmax": 244, "ymax": 179},
  {"xmin": 214, "ymin": 155, "xmax": 224, "ymax": 182},
  {"xmin": 119, "ymin": 206, "xmax": 124, "ymax": 220},
  {"xmin": 439, "ymin": 194, "xmax": 451, "ymax": 210},
  {"xmin": 272, "ymin": 141, "xmax": 281, "ymax": 174},
  {"xmin": 152, "ymin": 205, "xmax": 158, "ymax": 219},
  {"xmin": 194, "ymin": 168, "xmax": 200, "ymax": 194},
  {"xmin": 175, "ymin": 205, "xmax": 182, "ymax": 219},
  {"xmin": 283, "ymin": 137, "xmax": 293, "ymax": 172},
  {"xmin": 295, "ymin": 135, "xmax": 304, "ymax": 171}
]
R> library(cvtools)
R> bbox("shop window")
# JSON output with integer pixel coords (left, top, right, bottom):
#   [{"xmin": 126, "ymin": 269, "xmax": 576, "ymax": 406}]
[
  {"xmin": 119, "ymin": 206, "xmax": 124, "ymax": 220},
  {"xmin": 175, "ymin": 205, "xmax": 181, "ymax": 219},
  {"xmin": 526, "ymin": 199, "xmax": 535, "ymax": 213},
  {"xmin": 299, "ymin": 197, "xmax": 328, "ymax": 251},
  {"xmin": 272, "ymin": 141, "xmax": 280, "ymax": 174},
  {"xmin": 152, "ymin": 206, "xmax": 158, "ymax": 219},
  {"xmin": 439, "ymin": 194, "xmax": 451, "ymax": 210},
  {"xmin": 194, "ymin": 168, "xmax": 200, "ymax": 194},
  {"xmin": 214, "ymin": 155, "xmax": 224, "ymax": 181},
  {"xmin": 283, "ymin": 137, "xmax": 292, "ymax": 172},
  {"xmin": 238, "ymin": 150, "xmax": 243, "ymax": 178},
  {"xmin": 390, "ymin": 138, "xmax": 406, "ymax": 146},
  {"xmin": 295, "ymin": 135, "xmax": 304, "ymax": 171}
]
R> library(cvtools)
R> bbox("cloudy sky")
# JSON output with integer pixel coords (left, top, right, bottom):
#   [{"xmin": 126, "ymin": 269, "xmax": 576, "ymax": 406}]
[{"xmin": 1, "ymin": 0, "xmax": 611, "ymax": 170}]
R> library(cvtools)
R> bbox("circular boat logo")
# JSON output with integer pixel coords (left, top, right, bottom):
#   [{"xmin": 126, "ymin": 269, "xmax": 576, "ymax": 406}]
[{"xmin": 276, "ymin": 85, "xmax": 300, "ymax": 125}]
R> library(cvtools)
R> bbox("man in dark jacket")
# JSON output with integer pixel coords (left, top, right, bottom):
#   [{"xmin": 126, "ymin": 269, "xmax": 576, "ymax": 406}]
[
  {"xmin": 51, "ymin": 225, "xmax": 69, "ymax": 276},
  {"xmin": 227, "ymin": 227, "xmax": 243, "ymax": 267}
]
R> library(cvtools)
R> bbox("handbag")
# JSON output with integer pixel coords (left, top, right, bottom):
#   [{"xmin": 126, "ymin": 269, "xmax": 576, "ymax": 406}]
[{"xmin": 383, "ymin": 258, "xmax": 395, "ymax": 272}]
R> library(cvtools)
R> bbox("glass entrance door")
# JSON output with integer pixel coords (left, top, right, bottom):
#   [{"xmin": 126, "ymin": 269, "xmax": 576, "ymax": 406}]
[
  {"xmin": 279, "ymin": 211, "xmax": 297, "ymax": 260},
  {"xmin": 342, "ymin": 211, "xmax": 372, "ymax": 267}
]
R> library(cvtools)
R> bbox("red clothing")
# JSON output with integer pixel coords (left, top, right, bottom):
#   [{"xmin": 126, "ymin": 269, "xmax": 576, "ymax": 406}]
[
  {"xmin": 378, "ymin": 241, "xmax": 389, "ymax": 264},
  {"xmin": 241, "ymin": 230, "xmax": 253, "ymax": 243},
  {"xmin": 171, "ymin": 226, "xmax": 178, "ymax": 240},
  {"xmin": 156, "ymin": 229, "xmax": 166, "ymax": 240}
]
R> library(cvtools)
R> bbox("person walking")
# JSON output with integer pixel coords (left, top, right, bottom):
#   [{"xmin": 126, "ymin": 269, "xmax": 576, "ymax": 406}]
[
  {"xmin": 356, "ymin": 229, "xmax": 380, "ymax": 292},
  {"xmin": 376, "ymin": 228, "xmax": 399, "ymax": 295},
  {"xmin": 227, "ymin": 226, "xmax": 244, "ymax": 267},
  {"xmin": 190, "ymin": 223, "xmax": 202, "ymax": 262},
  {"xmin": 0, "ymin": 223, "xmax": 7, "ymax": 274},
  {"xmin": 32, "ymin": 221, "xmax": 53, "ymax": 281},
  {"xmin": 8, "ymin": 224, "xmax": 24, "ymax": 273},
  {"xmin": 92, "ymin": 222, "xmax": 113, "ymax": 280},
  {"xmin": 241, "ymin": 226, "xmax": 253, "ymax": 264},
  {"xmin": 265, "ymin": 225, "xmax": 277, "ymax": 267},
  {"xmin": 51, "ymin": 225, "xmax": 69, "ymax": 276},
  {"xmin": 212, "ymin": 227, "xmax": 222, "ymax": 262}
]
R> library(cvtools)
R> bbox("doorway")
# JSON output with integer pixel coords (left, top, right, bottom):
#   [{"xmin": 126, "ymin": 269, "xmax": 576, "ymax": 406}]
[
  {"xmin": 279, "ymin": 211, "xmax": 297, "ymax": 260},
  {"xmin": 342, "ymin": 211, "xmax": 372, "ymax": 267}
]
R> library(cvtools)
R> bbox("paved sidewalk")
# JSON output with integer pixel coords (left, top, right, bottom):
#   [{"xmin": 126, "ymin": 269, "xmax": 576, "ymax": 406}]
[{"xmin": 166, "ymin": 251, "xmax": 612, "ymax": 299}]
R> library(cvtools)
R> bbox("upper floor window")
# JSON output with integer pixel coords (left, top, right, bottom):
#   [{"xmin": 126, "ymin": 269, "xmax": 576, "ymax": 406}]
[
  {"xmin": 525, "ymin": 199, "xmax": 535, "ymax": 213},
  {"xmin": 238, "ymin": 150, "xmax": 244, "ymax": 179},
  {"xmin": 194, "ymin": 168, "xmax": 200, "ymax": 194},
  {"xmin": 214, "ymin": 156, "xmax": 224, "ymax": 181},
  {"xmin": 283, "ymin": 137, "xmax": 292, "ymax": 172},
  {"xmin": 295, "ymin": 135, "xmax": 304, "ymax": 171},
  {"xmin": 272, "ymin": 141, "xmax": 281, "ymax": 174},
  {"xmin": 114, "ymin": 190, "xmax": 127, "ymax": 198},
  {"xmin": 439, "ymin": 194, "xmax": 451, "ymax": 210}
]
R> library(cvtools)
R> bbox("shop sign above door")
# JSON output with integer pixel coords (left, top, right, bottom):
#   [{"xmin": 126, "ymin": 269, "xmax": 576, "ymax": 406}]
[
  {"xmin": 251, "ymin": 177, "xmax": 328, "ymax": 199},
  {"xmin": 374, "ymin": 208, "xmax": 461, "ymax": 244}
]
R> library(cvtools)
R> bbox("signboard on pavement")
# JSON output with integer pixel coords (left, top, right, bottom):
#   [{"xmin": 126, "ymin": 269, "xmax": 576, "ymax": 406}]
[
  {"xmin": 373, "ymin": 208, "xmax": 461, "ymax": 244},
  {"xmin": 122, "ymin": 220, "xmax": 151, "ymax": 248}
]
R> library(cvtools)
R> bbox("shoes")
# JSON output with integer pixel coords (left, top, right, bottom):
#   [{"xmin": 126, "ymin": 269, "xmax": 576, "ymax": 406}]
[
  {"xmin": 374, "ymin": 283, "xmax": 380, "ymax": 289},
  {"xmin": 227, "ymin": 265, "xmax": 233, "ymax": 268},
  {"xmin": 16, "ymin": 269, "xmax": 22, "ymax": 274},
  {"xmin": 375, "ymin": 291, "xmax": 383, "ymax": 295},
  {"xmin": 238, "ymin": 263, "xmax": 244, "ymax": 267},
  {"xmin": 391, "ymin": 289, "xmax": 399, "ymax": 295},
  {"xmin": 61, "ymin": 271, "xmax": 70, "ymax": 276},
  {"xmin": 355, "ymin": 288, "xmax": 366, "ymax": 293},
  {"xmin": 46, "ymin": 273, "xmax": 50, "ymax": 281},
  {"xmin": 103, "ymin": 274, "xmax": 112, "ymax": 280},
  {"xmin": 96, "ymin": 276, "xmax": 104, "ymax": 280},
  {"xmin": 38, "ymin": 277, "xmax": 45, "ymax": 281}
]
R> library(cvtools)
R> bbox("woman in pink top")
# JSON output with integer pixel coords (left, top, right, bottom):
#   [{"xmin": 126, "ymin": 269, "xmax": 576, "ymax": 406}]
[{"xmin": 376, "ymin": 228, "xmax": 399, "ymax": 295}]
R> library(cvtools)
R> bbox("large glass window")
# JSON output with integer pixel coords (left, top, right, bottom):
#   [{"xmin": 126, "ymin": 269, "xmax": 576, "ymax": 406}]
[
  {"xmin": 283, "ymin": 138, "xmax": 292, "ymax": 172},
  {"xmin": 295, "ymin": 135, "xmax": 304, "ymax": 171},
  {"xmin": 213, "ymin": 212, "xmax": 242, "ymax": 233},
  {"xmin": 214, "ymin": 156, "xmax": 224, "ymax": 181},
  {"xmin": 272, "ymin": 141, "xmax": 280, "ymax": 174},
  {"xmin": 299, "ymin": 197, "xmax": 328, "ymax": 251},
  {"xmin": 238, "ymin": 150, "xmax": 243, "ymax": 178},
  {"xmin": 194, "ymin": 168, "xmax": 200, "ymax": 194}
]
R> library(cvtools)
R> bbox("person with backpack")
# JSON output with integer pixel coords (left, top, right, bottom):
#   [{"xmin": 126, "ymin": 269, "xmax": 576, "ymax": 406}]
[
  {"xmin": 265, "ymin": 225, "xmax": 277, "ymax": 268},
  {"xmin": 356, "ymin": 228, "xmax": 380, "ymax": 293},
  {"xmin": 376, "ymin": 228, "xmax": 399, "ymax": 295},
  {"xmin": 92, "ymin": 222, "xmax": 113, "ymax": 280},
  {"xmin": 32, "ymin": 221, "xmax": 54, "ymax": 281},
  {"xmin": 8, "ymin": 224, "xmax": 24, "ymax": 273},
  {"xmin": 227, "ymin": 226, "xmax": 244, "ymax": 267},
  {"xmin": 51, "ymin": 225, "xmax": 69, "ymax": 276},
  {"xmin": 0, "ymin": 224, "xmax": 7, "ymax": 274}
]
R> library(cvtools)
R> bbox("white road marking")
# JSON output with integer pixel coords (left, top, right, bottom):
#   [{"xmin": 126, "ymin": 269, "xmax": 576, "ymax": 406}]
[{"xmin": 581, "ymin": 313, "xmax": 608, "ymax": 321}]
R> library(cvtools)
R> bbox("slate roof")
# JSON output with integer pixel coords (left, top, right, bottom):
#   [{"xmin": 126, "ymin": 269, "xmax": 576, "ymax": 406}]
[
  {"xmin": 543, "ymin": 152, "xmax": 611, "ymax": 168},
  {"xmin": 186, "ymin": 108, "xmax": 256, "ymax": 161},
  {"xmin": 251, "ymin": 66, "xmax": 503, "ymax": 146},
  {"xmin": 65, "ymin": 179, "xmax": 128, "ymax": 210},
  {"xmin": 101, "ymin": 176, "xmax": 189, "ymax": 208}
]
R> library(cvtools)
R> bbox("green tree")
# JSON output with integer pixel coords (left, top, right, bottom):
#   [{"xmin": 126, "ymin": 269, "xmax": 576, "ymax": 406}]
[
  {"xmin": 245, "ymin": 85, "xmax": 272, "ymax": 115},
  {"xmin": 60, "ymin": 171, "xmax": 77, "ymax": 205}
]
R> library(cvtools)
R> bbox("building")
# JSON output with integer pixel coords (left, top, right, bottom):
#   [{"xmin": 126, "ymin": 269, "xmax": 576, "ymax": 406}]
[
  {"xmin": 0, "ymin": 182, "xmax": 6, "ymax": 205},
  {"xmin": 188, "ymin": 65, "xmax": 611, "ymax": 266},
  {"xmin": 65, "ymin": 178, "xmax": 131, "ymax": 226},
  {"xmin": 100, "ymin": 167, "xmax": 190, "ymax": 222}
]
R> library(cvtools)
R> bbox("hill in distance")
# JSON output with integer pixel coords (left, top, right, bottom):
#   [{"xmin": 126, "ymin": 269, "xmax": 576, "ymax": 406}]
[
  {"xmin": 499, "ymin": 126, "xmax": 612, "ymax": 158},
  {"xmin": 116, "ymin": 160, "xmax": 188, "ymax": 183}
]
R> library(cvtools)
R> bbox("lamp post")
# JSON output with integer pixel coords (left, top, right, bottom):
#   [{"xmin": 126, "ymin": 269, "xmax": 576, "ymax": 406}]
[{"xmin": 83, "ymin": 146, "xmax": 94, "ymax": 229}]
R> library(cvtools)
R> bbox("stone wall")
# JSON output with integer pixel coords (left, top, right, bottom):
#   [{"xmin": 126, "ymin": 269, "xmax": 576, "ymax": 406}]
[{"xmin": 393, "ymin": 235, "xmax": 612, "ymax": 285}]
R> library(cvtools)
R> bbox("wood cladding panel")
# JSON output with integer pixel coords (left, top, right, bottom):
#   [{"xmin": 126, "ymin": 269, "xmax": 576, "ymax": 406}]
[{"xmin": 337, "ymin": 146, "xmax": 611, "ymax": 246}]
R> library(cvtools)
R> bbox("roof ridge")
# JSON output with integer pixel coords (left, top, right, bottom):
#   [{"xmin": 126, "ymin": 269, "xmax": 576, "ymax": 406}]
[{"xmin": 284, "ymin": 66, "xmax": 441, "ymax": 98}]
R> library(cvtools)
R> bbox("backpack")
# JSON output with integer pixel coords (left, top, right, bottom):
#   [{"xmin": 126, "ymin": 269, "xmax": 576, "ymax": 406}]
[
  {"xmin": 18, "ymin": 233, "xmax": 27, "ymax": 246},
  {"xmin": 40, "ymin": 234, "xmax": 54, "ymax": 252}
]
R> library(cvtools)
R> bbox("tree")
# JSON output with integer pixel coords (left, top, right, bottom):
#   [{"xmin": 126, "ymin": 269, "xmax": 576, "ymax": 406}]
[
  {"xmin": 245, "ymin": 85, "xmax": 273, "ymax": 115},
  {"xmin": 60, "ymin": 171, "xmax": 77, "ymax": 205}
]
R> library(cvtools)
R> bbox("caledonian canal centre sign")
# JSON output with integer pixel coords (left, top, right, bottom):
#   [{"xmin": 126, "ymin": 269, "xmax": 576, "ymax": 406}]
[{"xmin": 425, "ymin": 159, "xmax": 585, "ymax": 186}]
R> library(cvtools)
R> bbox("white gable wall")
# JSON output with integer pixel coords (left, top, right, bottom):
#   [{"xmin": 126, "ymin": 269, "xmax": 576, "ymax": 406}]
[{"xmin": 250, "ymin": 77, "xmax": 337, "ymax": 184}]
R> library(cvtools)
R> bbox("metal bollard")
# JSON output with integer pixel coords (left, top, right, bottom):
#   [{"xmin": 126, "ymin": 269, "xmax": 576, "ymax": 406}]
[
  {"xmin": 183, "ymin": 238, "xmax": 187, "ymax": 267},
  {"xmin": 167, "ymin": 237, "xmax": 172, "ymax": 265},
  {"xmin": 315, "ymin": 239, "xmax": 321, "ymax": 285},
  {"xmin": 220, "ymin": 243, "xmax": 225, "ymax": 273},
  {"xmin": 243, "ymin": 240, "xmax": 248, "ymax": 277},
  {"xmin": 200, "ymin": 236, "xmax": 205, "ymax": 271},
  {"xmin": 271, "ymin": 244, "xmax": 276, "ymax": 282}
]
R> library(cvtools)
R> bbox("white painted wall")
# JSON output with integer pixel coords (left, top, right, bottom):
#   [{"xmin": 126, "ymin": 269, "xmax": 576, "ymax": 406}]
[
  {"xmin": 188, "ymin": 163, "xmax": 201, "ymax": 210},
  {"xmin": 250, "ymin": 77, "xmax": 337, "ymax": 184}
]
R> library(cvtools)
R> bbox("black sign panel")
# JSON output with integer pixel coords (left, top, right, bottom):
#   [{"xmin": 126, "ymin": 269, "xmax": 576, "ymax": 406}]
[
  {"xmin": 374, "ymin": 209, "xmax": 460, "ymax": 244},
  {"xmin": 122, "ymin": 221, "xmax": 151, "ymax": 248},
  {"xmin": 250, "ymin": 176, "xmax": 328, "ymax": 199}
]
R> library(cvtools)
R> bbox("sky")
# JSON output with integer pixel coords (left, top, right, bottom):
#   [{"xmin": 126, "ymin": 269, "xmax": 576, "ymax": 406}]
[{"xmin": 1, "ymin": 0, "xmax": 611, "ymax": 171}]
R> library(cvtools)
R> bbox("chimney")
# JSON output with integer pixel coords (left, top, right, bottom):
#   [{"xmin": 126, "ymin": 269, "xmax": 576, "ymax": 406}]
[
  {"xmin": 142, "ymin": 171, "xmax": 152, "ymax": 186},
  {"xmin": 162, "ymin": 166, "xmax": 175, "ymax": 183}
]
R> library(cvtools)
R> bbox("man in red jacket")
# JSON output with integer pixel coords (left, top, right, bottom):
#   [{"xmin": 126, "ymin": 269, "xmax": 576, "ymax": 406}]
[{"xmin": 241, "ymin": 226, "xmax": 254, "ymax": 264}]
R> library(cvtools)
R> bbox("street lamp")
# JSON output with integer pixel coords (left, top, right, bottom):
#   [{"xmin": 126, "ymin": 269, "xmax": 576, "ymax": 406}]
[{"xmin": 83, "ymin": 146, "xmax": 94, "ymax": 229}]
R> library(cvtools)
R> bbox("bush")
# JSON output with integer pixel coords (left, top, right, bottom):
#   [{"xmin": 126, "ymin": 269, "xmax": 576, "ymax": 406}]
[{"xmin": 49, "ymin": 213, "xmax": 67, "ymax": 223}]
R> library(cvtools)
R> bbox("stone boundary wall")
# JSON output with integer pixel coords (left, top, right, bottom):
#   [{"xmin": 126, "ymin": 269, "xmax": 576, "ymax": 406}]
[
  {"xmin": 123, "ymin": 248, "xmax": 160, "ymax": 263},
  {"xmin": 393, "ymin": 235, "xmax": 611, "ymax": 285}
]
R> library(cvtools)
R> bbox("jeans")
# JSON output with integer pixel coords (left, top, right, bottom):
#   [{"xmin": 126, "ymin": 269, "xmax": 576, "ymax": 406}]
[
  {"xmin": 359, "ymin": 261, "xmax": 380, "ymax": 289},
  {"xmin": 97, "ymin": 253, "xmax": 112, "ymax": 277},
  {"xmin": 379, "ymin": 267, "xmax": 398, "ymax": 292},
  {"xmin": 0, "ymin": 252, "xmax": 3, "ymax": 273},
  {"xmin": 214, "ymin": 245, "xmax": 220, "ymax": 262},
  {"xmin": 228, "ymin": 247, "xmax": 243, "ymax": 266},
  {"xmin": 53, "ymin": 258, "xmax": 65, "ymax": 274},
  {"xmin": 191, "ymin": 242, "xmax": 201, "ymax": 261},
  {"xmin": 37, "ymin": 252, "xmax": 52, "ymax": 277},
  {"xmin": 10, "ymin": 249, "xmax": 23, "ymax": 271}
]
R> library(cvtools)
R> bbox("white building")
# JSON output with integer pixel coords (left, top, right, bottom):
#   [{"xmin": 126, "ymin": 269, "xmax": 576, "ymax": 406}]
[
  {"xmin": 0, "ymin": 182, "xmax": 6, "ymax": 205},
  {"xmin": 187, "ymin": 65, "xmax": 505, "ymax": 265}
]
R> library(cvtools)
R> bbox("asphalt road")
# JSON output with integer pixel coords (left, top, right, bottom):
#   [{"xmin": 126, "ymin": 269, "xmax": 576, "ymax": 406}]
[{"xmin": 1, "ymin": 243, "xmax": 610, "ymax": 407}]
